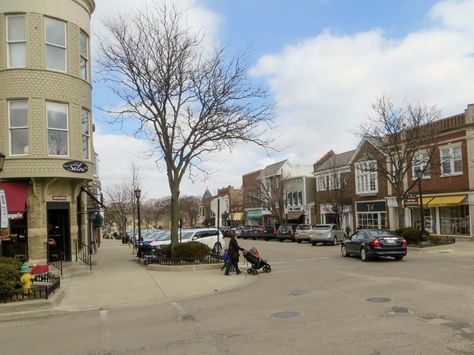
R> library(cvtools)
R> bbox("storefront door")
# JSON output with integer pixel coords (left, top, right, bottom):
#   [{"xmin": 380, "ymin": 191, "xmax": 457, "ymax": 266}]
[{"xmin": 47, "ymin": 202, "xmax": 71, "ymax": 261}]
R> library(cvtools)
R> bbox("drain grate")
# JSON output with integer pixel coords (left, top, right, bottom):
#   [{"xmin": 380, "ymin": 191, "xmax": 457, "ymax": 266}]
[
  {"xmin": 271, "ymin": 311, "xmax": 301, "ymax": 318},
  {"xmin": 392, "ymin": 306, "xmax": 409, "ymax": 313},
  {"xmin": 366, "ymin": 297, "xmax": 391, "ymax": 303}
]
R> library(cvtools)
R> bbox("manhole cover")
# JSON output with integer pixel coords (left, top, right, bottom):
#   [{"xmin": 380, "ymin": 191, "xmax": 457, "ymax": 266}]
[
  {"xmin": 392, "ymin": 306, "xmax": 409, "ymax": 313},
  {"xmin": 366, "ymin": 297, "xmax": 391, "ymax": 303},
  {"xmin": 271, "ymin": 311, "xmax": 301, "ymax": 318},
  {"xmin": 289, "ymin": 289, "xmax": 311, "ymax": 296}
]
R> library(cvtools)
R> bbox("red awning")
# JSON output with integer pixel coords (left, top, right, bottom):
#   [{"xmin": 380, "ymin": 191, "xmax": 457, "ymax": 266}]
[{"xmin": 0, "ymin": 182, "xmax": 29, "ymax": 220}]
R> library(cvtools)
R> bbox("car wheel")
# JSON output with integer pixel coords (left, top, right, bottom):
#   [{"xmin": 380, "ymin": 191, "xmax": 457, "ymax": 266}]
[
  {"xmin": 394, "ymin": 256, "xmax": 404, "ymax": 261},
  {"xmin": 333, "ymin": 237, "xmax": 337, "ymax": 246},
  {"xmin": 360, "ymin": 247, "xmax": 369, "ymax": 262},
  {"xmin": 279, "ymin": 239, "xmax": 283, "ymax": 242},
  {"xmin": 311, "ymin": 241, "xmax": 316, "ymax": 246},
  {"xmin": 297, "ymin": 240, "xmax": 302, "ymax": 243},
  {"xmin": 212, "ymin": 242, "xmax": 222, "ymax": 255},
  {"xmin": 341, "ymin": 245, "xmax": 349, "ymax": 257}
]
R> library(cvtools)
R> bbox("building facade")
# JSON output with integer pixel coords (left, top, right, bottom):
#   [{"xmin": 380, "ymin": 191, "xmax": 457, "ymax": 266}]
[{"xmin": 0, "ymin": 0, "xmax": 97, "ymax": 263}]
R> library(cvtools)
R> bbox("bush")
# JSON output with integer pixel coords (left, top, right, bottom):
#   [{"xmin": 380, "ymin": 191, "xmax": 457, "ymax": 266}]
[
  {"xmin": 429, "ymin": 235, "xmax": 441, "ymax": 243},
  {"xmin": 0, "ymin": 263, "xmax": 21, "ymax": 297},
  {"xmin": 0, "ymin": 257, "xmax": 21, "ymax": 268},
  {"xmin": 159, "ymin": 244, "xmax": 172, "ymax": 257},
  {"xmin": 396, "ymin": 227, "xmax": 429, "ymax": 244},
  {"xmin": 172, "ymin": 242, "xmax": 211, "ymax": 260}
]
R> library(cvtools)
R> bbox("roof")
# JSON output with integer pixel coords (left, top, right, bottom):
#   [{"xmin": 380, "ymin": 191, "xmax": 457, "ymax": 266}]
[
  {"xmin": 258, "ymin": 160, "xmax": 287, "ymax": 179},
  {"xmin": 314, "ymin": 150, "xmax": 355, "ymax": 172},
  {"xmin": 201, "ymin": 189, "xmax": 213, "ymax": 202}
]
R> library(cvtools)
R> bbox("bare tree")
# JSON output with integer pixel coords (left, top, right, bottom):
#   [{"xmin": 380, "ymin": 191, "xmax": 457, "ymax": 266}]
[
  {"xmin": 359, "ymin": 95, "xmax": 441, "ymax": 228},
  {"xmin": 127, "ymin": 164, "xmax": 141, "ymax": 244},
  {"xmin": 179, "ymin": 196, "xmax": 200, "ymax": 227},
  {"xmin": 247, "ymin": 176, "xmax": 286, "ymax": 224},
  {"xmin": 98, "ymin": 4, "xmax": 272, "ymax": 250},
  {"xmin": 105, "ymin": 183, "xmax": 131, "ymax": 237}
]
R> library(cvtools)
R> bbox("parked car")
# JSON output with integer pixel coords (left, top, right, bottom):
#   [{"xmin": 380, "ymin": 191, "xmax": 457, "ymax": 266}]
[
  {"xmin": 310, "ymin": 224, "xmax": 346, "ymax": 246},
  {"xmin": 231, "ymin": 226, "xmax": 243, "ymax": 238},
  {"xmin": 241, "ymin": 225, "xmax": 262, "ymax": 240},
  {"xmin": 294, "ymin": 224, "xmax": 313, "ymax": 243},
  {"xmin": 340, "ymin": 229, "xmax": 407, "ymax": 261},
  {"xmin": 149, "ymin": 228, "xmax": 225, "ymax": 255},
  {"xmin": 276, "ymin": 224, "xmax": 295, "ymax": 242}
]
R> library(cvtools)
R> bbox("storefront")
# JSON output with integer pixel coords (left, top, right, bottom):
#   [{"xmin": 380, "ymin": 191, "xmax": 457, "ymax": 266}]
[
  {"xmin": 409, "ymin": 194, "xmax": 470, "ymax": 236},
  {"xmin": 355, "ymin": 200, "xmax": 387, "ymax": 229},
  {"xmin": 246, "ymin": 208, "xmax": 263, "ymax": 225}
]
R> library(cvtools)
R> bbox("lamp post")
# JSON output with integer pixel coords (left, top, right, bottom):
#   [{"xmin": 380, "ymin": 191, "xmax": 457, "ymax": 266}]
[
  {"xmin": 415, "ymin": 167, "xmax": 424, "ymax": 247},
  {"xmin": 0, "ymin": 152, "xmax": 5, "ymax": 173},
  {"xmin": 134, "ymin": 188, "xmax": 142, "ymax": 247}
]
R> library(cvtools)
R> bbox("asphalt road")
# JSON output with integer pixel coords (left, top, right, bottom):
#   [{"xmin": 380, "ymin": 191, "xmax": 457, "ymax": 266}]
[{"xmin": 2, "ymin": 239, "xmax": 474, "ymax": 355}]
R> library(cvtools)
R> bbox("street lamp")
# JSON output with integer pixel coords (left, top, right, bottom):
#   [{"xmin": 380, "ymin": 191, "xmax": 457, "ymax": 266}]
[
  {"xmin": 415, "ymin": 167, "xmax": 425, "ymax": 247},
  {"xmin": 0, "ymin": 152, "xmax": 5, "ymax": 172},
  {"xmin": 134, "ymin": 188, "xmax": 142, "ymax": 247}
]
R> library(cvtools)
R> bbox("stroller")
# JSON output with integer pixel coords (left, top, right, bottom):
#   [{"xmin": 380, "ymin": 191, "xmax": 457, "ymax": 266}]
[{"xmin": 243, "ymin": 247, "xmax": 271, "ymax": 275}]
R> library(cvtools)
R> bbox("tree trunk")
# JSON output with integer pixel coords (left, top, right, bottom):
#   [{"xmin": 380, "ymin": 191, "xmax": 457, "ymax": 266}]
[
  {"xmin": 396, "ymin": 198, "xmax": 406, "ymax": 229},
  {"xmin": 170, "ymin": 183, "xmax": 180, "ymax": 255}
]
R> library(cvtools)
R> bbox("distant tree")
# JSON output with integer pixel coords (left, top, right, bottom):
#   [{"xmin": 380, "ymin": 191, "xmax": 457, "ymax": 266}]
[
  {"xmin": 359, "ymin": 95, "xmax": 441, "ymax": 228},
  {"xmin": 98, "ymin": 4, "xmax": 273, "ymax": 253},
  {"xmin": 105, "ymin": 183, "xmax": 130, "ymax": 236}
]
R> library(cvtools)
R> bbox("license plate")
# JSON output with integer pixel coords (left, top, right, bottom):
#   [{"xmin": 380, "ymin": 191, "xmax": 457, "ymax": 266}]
[{"xmin": 386, "ymin": 239, "xmax": 396, "ymax": 244}]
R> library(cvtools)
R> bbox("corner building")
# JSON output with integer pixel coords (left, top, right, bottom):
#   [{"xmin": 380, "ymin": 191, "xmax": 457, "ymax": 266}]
[{"xmin": 0, "ymin": 0, "xmax": 96, "ymax": 263}]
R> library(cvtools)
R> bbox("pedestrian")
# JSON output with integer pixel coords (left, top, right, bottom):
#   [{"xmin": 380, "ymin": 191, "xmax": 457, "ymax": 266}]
[
  {"xmin": 225, "ymin": 234, "xmax": 243, "ymax": 276},
  {"xmin": 221, "ymin": 249, "xmax": 234, "ymax": 272}
]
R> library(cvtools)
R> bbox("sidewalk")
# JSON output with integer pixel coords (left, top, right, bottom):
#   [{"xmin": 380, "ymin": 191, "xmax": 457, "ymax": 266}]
[{"xmin": 0, "ymin": 239, "xmax": 255, "ymax": 320}]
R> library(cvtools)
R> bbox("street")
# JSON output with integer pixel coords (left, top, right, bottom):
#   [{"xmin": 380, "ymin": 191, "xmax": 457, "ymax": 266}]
[{"xmin": 2, "ymin": 239, "xmax": 474, "ymax": 355}]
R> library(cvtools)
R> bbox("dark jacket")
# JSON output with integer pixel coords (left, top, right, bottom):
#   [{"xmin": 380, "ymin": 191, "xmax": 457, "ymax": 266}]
[{"xmin": 228, "ymin": 237, "xmax": 242, "ymax": 255}]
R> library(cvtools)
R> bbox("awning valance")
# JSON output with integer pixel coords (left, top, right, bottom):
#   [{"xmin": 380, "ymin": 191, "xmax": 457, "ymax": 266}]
[
  {"xmin": 424, "ymin": 195, "xmax": 466, "ymax": 207},
  {"xmin": 230, "ymin": 212, "xmax": 243, "ymax": 221},
  {"xmin": 287, "ymin": 211, "xmax": 303, "ymax": 220},
  {"xmin": 246, "ymin": 208, "xmax": 263, "ymax": 219},
  {"xmin": 0, "ymin": 182, "xmax": 29, "ymax": 220}
]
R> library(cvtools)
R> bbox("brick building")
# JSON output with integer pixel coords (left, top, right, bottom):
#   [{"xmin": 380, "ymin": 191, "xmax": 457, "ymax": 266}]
[{"xmin": 0, "ymin": 0, "xmax": 100, "ymax": 263}]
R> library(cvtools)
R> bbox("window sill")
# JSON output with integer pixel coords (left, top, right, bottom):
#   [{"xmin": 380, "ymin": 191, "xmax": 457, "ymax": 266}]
[
  {"xmin": 440, "ymin": 173, "xmax": 463, "ymax": 178},
  {"xmin": 356, "ymin": 192, "xmax": 379, "ymax": 196},
  {"xmin": 411, "ymin": 176, "xmax": 431, "ymax": 181}
]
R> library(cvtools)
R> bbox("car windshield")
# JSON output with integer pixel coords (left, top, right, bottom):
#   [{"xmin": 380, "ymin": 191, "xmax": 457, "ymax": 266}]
[
  {"xmin": 297, "ymin": 225, "xmax": 311, "ymax": 230},
  {"xmin": 155, "ymin": 231, "xmax": 170, "ymax": 241},
  {"xmin": 280, "ymin": 225, "xmax": 292, "ymax": 231},
  {"xmin": 315, "ymin": 225, "xmax": 331, "ymax": 230},
  {"xmin": 181, "ymin": 231, "xmax": 196, "ymax": 240},
  {"xmin": 367, "ymin": 230, "xmax": 395, "ymax": 238}
]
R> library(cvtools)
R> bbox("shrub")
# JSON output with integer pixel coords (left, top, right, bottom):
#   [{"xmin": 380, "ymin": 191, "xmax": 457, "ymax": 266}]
[
  {"xmin": 0, "ymin": 257, "xmax": 21, "ymax": 268},
  {"xmin": 0, "ymin": 263, "xmax": 21, "ymax": 297},
  {"xmin": 429, "ymin": 235, "xmax": 441, "ymax": 243},
  {"xmin": 159, "ymin": 244, "xmax": 172, "ymax": 257},
  {"xmin": 172, "ymin": 242, "xmax": 211, "ymax": 260},
  {"xmin": 396, "ymin": 227, "xmax": 430, "ymax": 244}
]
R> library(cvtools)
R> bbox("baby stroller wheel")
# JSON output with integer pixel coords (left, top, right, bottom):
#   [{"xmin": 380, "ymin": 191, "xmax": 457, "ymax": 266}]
[
  {"xmin": 247, "ymin": 268, "xmax": 252, "ymax": 274},
  {"xmin": 263, "ymin": 264, "xmax": 271, "ymax": 273},
  {"xmin": 252, "ymin": 269, "xmax": 258, "ymax": 275}
]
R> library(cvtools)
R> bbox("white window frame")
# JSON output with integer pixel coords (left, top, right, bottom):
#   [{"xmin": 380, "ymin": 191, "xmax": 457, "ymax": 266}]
[
  {"xmin": 46, "ymin": 101, "xmax": 69, "ymax": 157},
  {"xmin": 8, "ymin": 100, "xmax": 29, "ymax": 156},
  {"xmin": 440, "ymin": 145, "xmax": 463, "ymax": 176},
  {"xmin": 80, "ymin": 31, "xmax": 89, "ymax": 81},
  {"xmin": 355, "ymin": 160, "xmax": 378, "ymax": 194},
  {"xmin": 316, "ymin": 175, "xmax": 327, "ymax": 191},
  {"xmin": 81, "ymin": 109, "xmax": 90, "ymax": 160},
  {"xmin": 411, "ymin": 151, "xmax": 431, "ymax": 180},
  {"xmin": 6, "ymin": 15, "xmax": 27, "ymax": 68},
  {"xmin": 328, "ymin": 173, "xmax": 341, "ymax": 190},
  {"xmin": 44, "ymin": 17, "xmax": 67, "ymax": 72}
]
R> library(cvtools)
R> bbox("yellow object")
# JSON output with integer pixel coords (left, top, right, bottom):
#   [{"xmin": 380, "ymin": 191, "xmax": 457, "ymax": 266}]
[
  {"xmin": 20, "ymin": 272, "xmax": 33, "ymax": 293},
  {"xmin": 230, "ymin": 212, "xmax": 243, "ymax": 221},
  {"xmin": 426, "ymin": 195, "xmax": 467, "ymax": 206}
]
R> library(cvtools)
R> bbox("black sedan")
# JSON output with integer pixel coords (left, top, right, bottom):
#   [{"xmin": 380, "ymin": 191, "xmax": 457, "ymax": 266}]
[{"xmin": 341, "ymin": 229, "xmax": 407, "ymax": 261}]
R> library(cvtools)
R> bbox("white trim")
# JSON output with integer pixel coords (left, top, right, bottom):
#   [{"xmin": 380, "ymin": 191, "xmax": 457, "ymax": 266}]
[
  {"xmin": 81, "ymin": 108, "xmax": 90, "ymax": 160},
  {"xmin": 44, "ymin": 17, "xmax": 67, "ymax": 73},
  {"xmin": 79, "ymin": 31, "xmax": 89, "ymax": 81},
  {"xmin": 439, "ymin": 144, "xmax": 463, "ymax": 176},
  {"xmin": 46, "ymin": 101, "xmax": 69, "ymax": 157},
  {"xmin": 355, "ymin": 160, "xmax": 378, "ymax": 195},
  {"xmin": 8, "ymin": 99, "xmax": 29, "ymax": 156}
]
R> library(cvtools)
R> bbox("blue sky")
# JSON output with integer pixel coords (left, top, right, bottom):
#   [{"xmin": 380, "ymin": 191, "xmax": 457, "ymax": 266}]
[{"xmin": 92, "ymin": 0, "xmax": 474, "ymax": 199}]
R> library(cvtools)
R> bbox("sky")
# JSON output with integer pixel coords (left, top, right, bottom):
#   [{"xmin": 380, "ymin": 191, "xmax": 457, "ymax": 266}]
[{"xmin": 91, "ymin": 0, "xmax": 474, "ymax": 200}]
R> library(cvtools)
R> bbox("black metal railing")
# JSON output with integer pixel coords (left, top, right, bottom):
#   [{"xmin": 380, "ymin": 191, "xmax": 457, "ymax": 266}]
[
  {"xmin": 47, "ymin": 249, "xmax": 63, "ymax": 277},
  {"xmin": 76, "ymin": 241, "xmax": 92, "ymax": 271},
  {"xmin": 0, "ymin": 273, "xmax": 61, "ymax": 304},
  {"xmin": 142, "ymin": 253, "xmax": 221, "ymax": 265}
]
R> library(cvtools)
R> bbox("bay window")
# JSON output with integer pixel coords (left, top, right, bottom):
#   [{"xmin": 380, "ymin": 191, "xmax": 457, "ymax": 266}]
[
  {"xmin": 355, "ymin": 161, "xmax": 378, "ymax": 194},
  {"xmin": 9, "ymin": 100, "xmax": 29, "ymax": 155},
  {"xmin": 7, "ymin": 15, "xmax": 27, "ymax": 68},
  {"xmin": 82, "ymin": 109, "xmax": 90, "ymax": 159},
  {"xmin": 47, "ymin": 102, "xmax": 68, "ymax": 156},
  {"xmin": 45, "ymin": 17, "xmax": 67, "ymax": 71},
  {"xmin": 80, "ymin": 32, "xmax": 89, "ymax": 80}
]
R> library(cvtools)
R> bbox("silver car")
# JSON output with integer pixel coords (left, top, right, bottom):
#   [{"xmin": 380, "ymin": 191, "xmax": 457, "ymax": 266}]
[
  {"xmin": 310, "ymin": 224, "xmax": 346, "ymax": 246},
  {"xmin": 295, "ymin": 224, "xmax": 313, "ymax": 243}
]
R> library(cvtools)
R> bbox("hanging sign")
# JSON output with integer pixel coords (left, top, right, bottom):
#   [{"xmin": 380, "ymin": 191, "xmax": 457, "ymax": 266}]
[
  {"xmin": 63, "ymin": 161, "xmax": 88, "ymax": 173},
  {"xmin": 0, "ymin": 190, "xmax": 8, "ymax": 229}
]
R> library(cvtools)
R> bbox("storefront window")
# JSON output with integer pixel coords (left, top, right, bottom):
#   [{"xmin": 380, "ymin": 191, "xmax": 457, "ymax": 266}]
[
  {"xmin": 357, "ymin": 212, "xmax": 386, "ymax": 229},
  {"xmin": 440, "ymin": 205, "xmax": 469, "ymax": 235}
]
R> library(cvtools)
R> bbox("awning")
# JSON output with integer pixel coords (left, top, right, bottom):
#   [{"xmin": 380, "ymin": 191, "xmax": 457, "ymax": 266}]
[
  {"xmin": 93, "ymin": 213, "xmax": 104, "ymax": 227},
  {"xmin": 81, "ymin": 187, "xmax": 106, "ymax": 209},
  {"xmin": 416, "ymin": 196, "xmax": 435, "ymax": 206},
  {"xmin": 246, "ymin": 209, "xmax": 263, "ymax": 219},
  {"xmin": 287, "ymin": 211, "xmax": 303, "ymax": 220},
  {"xmin": 426, "ymin": 195, "xmax": 467, "ymax": 207},
  {"xmin": 0, "ymin": 182, "xmax": 29, "ymax": 220},
  {"xmin": 230, "ymin": 212, "xmax": 243, "ymax": 221}
]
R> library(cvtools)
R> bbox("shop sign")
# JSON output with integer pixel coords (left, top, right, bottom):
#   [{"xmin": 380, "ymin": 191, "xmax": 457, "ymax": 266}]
[
  {"xmin": 0, "ymin": 190, "xmax": 8, "ymax": 228},
  {"xmin": 404, "ymin": 193, "xmax": 418, "ymax": 207},
  {"xmin": 8, "ymin": 212, "xmax": 24, "ymax": 220},
  {"xmin": 63, "ymin": 161, "xmax": 88, "ymax": 173},
  {"xmin": 356, "ymin": 201, "xmax": 386, "ymax": 212},
  {"xmin": 52, "ymin": 196, "xmax": 67, "ymax": 201}
]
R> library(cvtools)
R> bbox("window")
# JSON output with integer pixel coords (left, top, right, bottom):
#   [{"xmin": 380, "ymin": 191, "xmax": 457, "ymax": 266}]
[
  {"xmin": 355, "ymin": 161, "xmax": 378, "ymax": 194},
  {"xmin": 82, "ymin": 109, "xmax": 90, "ymax": 159},
  {"xmin": 45, "ymin": 17, "xmax": 66, "ymax": 71},
  {"xmin": 298, "ymin": 191, "xmax": 303, "ymax": 205},
  {"xmin": 357, "ymin": 212, "xmax": 386, "ymax": 229},
  {"xmin": 287, "ymin": 192, "xmax": 293, "ymax": 206},
  {"xmin": 292, "ymin": 192, "xmax": 298, "ymax": 206},
  {"xmin": 80, "ymin": 32, "xmax": 89, "ymax": 80},
  {"xmin": 440, "ymin": 205, "xmax": 469, "ymax": 235},
  {"xmin": 6, "ymin": 15, "xmax": 26, "ymax": 68},
  {"xmin": 317, "ymin": 176, "xmax": 327, "ymax": 191},
  {"xmin": 328, "ymin": 174, "xmax": 341, "ymax": 190},
  {"xmin": 47, "ymin": 102, "xmax": 68, "ymax": 156},
  {"xmin": 440, "ymin": 146, "xmax": 462, "ymax": 176},
  {"xmin": 9, "ymin": 100, "xmax": 29, "ymax": 155},
  {"xmin": 412, "ymin": 151, "xmax": 430, "ymax": 179}
]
